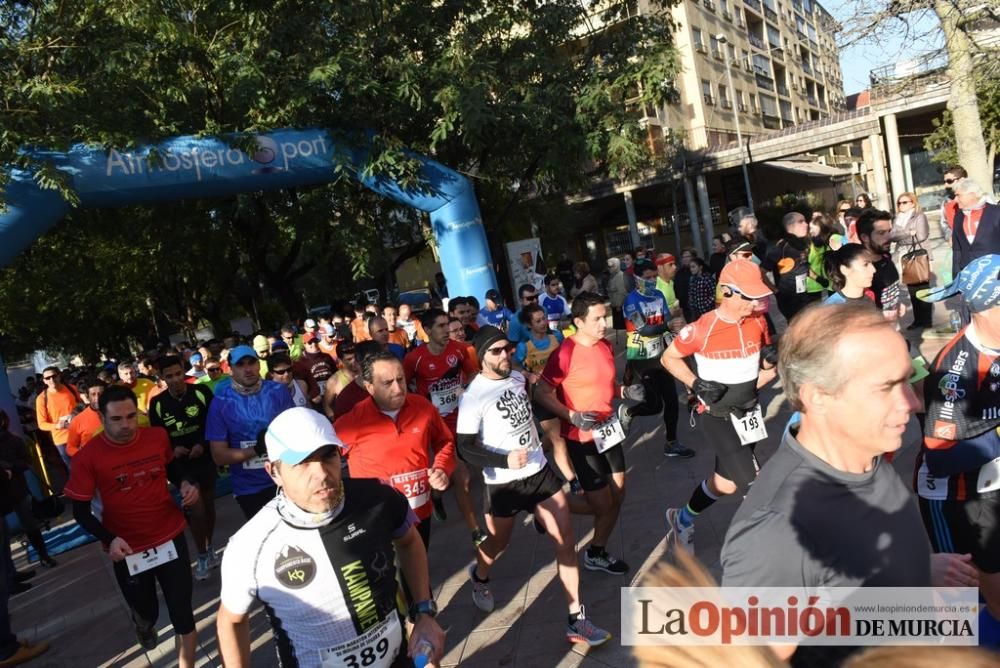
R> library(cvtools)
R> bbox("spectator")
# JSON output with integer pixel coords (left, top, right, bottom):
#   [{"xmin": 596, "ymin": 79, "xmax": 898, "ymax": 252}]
[
  {"xmin": 571, "ymin": 261, "xmax": 598, "ymax": 298},
  {"xmin": 687, "ymin": 258, "xmax": 717, "ymax": 321}
]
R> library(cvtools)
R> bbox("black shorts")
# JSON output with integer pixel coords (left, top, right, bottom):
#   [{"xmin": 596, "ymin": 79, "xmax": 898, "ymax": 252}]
[
  {"xmin": 484, "ymin": 466, "xmax": 563, "ymax": 518},
  {"xmin": 919, "ymin": 494, "xmax": 1000, "ymax": 573},
  {"xmin": 700, "ymin": 413, "xmax": 759, "ymax": 493},
  {"xmin": 565, "ymin": 439, "xmax": 626, "ymax": 492},
  {"xmin": 531, "ymin": 399, "xmax": 558, "ymax": 423},
  {"xmin": 176, "ymin": 455, "xmax": 217, "ymax": 489},
  {"xmin": 112, "ymin": 533, "xmax": 195, "ymax": 635}
]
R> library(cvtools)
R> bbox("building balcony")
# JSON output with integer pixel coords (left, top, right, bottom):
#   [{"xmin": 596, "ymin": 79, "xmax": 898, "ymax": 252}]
[
  {"xmin": 748, "ymin": 33, "xmax": 766, "ymax": 50},
  {"xmin": 770, "ymin": 45, "xmax": 784, "ymax": 60},
  {"xmin": 744, "ymin": 0, "xmax": 762, "ymax": 14},
  {"xmin": 762, "ymin": 114, "xmax": 781, "ymax": 129},
  {"xmin": 776, "ymin": 83, "xmax": 789, "ymax": 96},
  {"xmin": 807, "ymin": 94, "xmax": 818, "ymax": 106},
  {"xmin": 802, "ymin": 61, "xmax": 813, "ymax": 75},
  {"xmin": 756, "ymin": 74, "xmax": 775, "ymax": 91},
  {"xmin": 764, "ymin": 6, "xmax": 778, "ymax": 21}
]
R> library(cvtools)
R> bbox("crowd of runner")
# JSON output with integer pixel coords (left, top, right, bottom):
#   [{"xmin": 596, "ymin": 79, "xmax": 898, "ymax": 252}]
[{"xmin": 0, "ymin": 167, "xmax": 998, "ymax": 667}]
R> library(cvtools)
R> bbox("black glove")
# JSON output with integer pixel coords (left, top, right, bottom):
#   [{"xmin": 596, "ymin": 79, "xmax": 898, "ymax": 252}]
[
  {"xmin": 569, "ymin": 411, "xmax": 601, "ymax": 431},
  {"xmin": 622, "ymin": 383, "xmax": 646, "ymax": 402},
  {"xmin": 692, "ymin": 378, "xmax": 728, "ymax": 406},
  {"xmin": 761, "ymin": 343, "xmax": 778, "ymax": 367}
]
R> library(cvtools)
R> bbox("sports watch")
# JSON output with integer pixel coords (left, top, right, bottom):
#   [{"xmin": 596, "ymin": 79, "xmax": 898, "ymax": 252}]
[{"xmin": 408, "ymin": 599, "xmax": 438, "ymax": 622}]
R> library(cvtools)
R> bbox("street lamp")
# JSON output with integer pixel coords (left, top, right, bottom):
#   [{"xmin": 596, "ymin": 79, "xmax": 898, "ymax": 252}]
[{"xmin": 716, "ymin": 34, "xmax": 754, "ymax": 214}]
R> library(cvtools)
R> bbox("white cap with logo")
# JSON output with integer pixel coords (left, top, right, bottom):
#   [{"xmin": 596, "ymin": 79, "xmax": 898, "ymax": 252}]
[{"xmin": 265, "ymin": 407, "xmax": 344, "ymax": 465}]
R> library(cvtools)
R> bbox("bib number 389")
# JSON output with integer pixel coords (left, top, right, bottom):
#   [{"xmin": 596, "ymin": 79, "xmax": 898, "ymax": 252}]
[
  {"xmin": 319, "ymin": 614, "xmax": 402, "ymax": 668},
  {"xmin": 730, "ymin": 405, "xmax": 767, "ymax": 446}
]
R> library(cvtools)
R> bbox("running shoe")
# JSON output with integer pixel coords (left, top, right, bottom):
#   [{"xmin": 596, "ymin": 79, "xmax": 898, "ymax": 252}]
[
  {"xmin": 135, "ymin": 625, "xmax": 158, "ymax": 651},
  {"xmin": 471, "ymin": 528, "xmax": 489, "ymax": 547},
  {"xmin": 616, "ymin": 402, "xmax": 633, "ymax": 435},
  {"xmin": 566, "ymin": 606, "xmax": 612, "ymax": 647},
  {"xmin": 468, "ymin": 563, "xmax": 495, "ymax": 612},
  {"xmin": 39, "ymin": 557, "xmax": 57, "ymax": 569},
  {"xmin": 583, "ymin": 549, "xmax": 629, "ymax": 575},
  {"xmin": 663, "ymin": 440, "xmax": 695, "ymax": 458},
  {"xmin": 194, "ymin": 555, "xmax": 210, "ymax": 581},
  {"xmin": 207, "ymin": 549, "xmax": 222, "ymax": 569},
  {"xmin": 665, "ymin": 507, "xmax": 695, "ymax": 555}
]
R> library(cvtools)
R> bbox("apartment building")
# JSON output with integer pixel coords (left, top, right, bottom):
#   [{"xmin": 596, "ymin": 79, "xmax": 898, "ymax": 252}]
[{"xmin": 651, "ymin": 0, "xmax": 847, "ymax": 150}]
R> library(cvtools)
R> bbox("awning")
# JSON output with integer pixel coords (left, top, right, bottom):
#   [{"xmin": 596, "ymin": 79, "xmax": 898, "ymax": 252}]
[{"xmin": 763, "ymin": 160, "xmax": 852, "ymax": 178}]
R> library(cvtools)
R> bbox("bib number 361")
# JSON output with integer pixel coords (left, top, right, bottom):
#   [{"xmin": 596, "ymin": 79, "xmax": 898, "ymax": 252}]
[
  {"xmin": 730, "ymin": 405, "xmax": 767, "ymax": 446},
  {"xmin": 593, "ymin": 416, "xmax": 626, "ymax": 453}
]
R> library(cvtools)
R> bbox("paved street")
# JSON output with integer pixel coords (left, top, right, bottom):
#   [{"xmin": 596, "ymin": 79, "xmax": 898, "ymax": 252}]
[{"xmin": 5, "ymin": 237, "xmax": 958, "ymax": 667}]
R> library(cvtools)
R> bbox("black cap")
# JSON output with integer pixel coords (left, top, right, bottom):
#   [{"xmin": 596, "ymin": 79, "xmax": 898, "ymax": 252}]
[
  {"xmin": 473, "ymin": 325, "xmax": 507, "ymax": 362},
  {"xmin": 485, "ymin": 288, "xmax": 501, "ymax": 303},
  {"xmin": 633, "ymin": 258, "xmax": 656, "ymax": 276}
]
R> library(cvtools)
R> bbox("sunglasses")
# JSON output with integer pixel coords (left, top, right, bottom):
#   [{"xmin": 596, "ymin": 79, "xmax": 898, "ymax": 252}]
[
  {"xmin": 838, "ymin": 208, "xmax": 850, "ymax": 214},
  {"xmin": 486, "ymin": 344, "xmax": 514, "ymax": 356},
  {"xmin": 43, "ymin": 375, "xmax": 58, "ymax": 381},
  {"xmin": 272, "ymin": 367, "xmax": 292, "ymax": 375},
  {"xmin": 523, "ymin": 295, "xmax": 538, "ymax": 302},
  {"xmin": 206, "ymin": 367, "xmax": 222, "ymax": 374},
  {"xmin": 727, "ymin": 287, "xmax": 758, "ymax": 301},
  {"xmin": 282, "ymin": 335, "xmax": 294, "ymax": 341},
  {"xmin": 944, "ymin": 178, "xmax": 957, "ymax": 184},
  {"xmin": 897, "ymin": 200, "xmax": 912, "ymax": 205}
]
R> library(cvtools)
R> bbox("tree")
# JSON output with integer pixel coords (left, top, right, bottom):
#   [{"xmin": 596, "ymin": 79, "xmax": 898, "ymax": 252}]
[
  {"xmin": 0, "ymin": 0, "xmax": 681, "ymax": 353},
  {"xmin": 925, "ymin": 66, "xmax": 999, "ymax": 173},
  {"xmin": 841, "ymin": 0, "xmax": 998, "ymax": 190}
]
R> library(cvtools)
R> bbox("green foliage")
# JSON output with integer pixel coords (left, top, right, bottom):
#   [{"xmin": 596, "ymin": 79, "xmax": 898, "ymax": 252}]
[
  {"xmin": 0, "ymin": 0, "xmax": 680, "ymax": 354},
  {"xmin": 924, "ymin": 58, "xmax": 1000, "ymax": 168}
]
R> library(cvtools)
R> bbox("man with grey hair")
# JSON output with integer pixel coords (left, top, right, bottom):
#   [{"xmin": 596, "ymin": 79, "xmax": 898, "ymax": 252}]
[
  {"xmin": 721, "ymin": 302, "xmax": 978, "ymax": 664},
  {"xmin": 951, "ymin": 177, "xmax": 1000, "ymax": 279}
]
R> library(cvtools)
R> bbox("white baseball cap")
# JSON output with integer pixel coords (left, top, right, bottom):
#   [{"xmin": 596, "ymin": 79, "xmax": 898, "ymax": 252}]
[
  {"xmin": 304, "ymin": 318, "xmax": 317, "ymax": 329},
  {"xmin": 265, "ymin": 407, "xmax": 344, "ymax": 465}
]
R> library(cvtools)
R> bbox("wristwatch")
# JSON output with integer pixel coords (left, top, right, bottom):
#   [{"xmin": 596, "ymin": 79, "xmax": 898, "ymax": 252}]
[{"xmin": 408, "ymin": 599, "xmax": 438, "ymax": 622}]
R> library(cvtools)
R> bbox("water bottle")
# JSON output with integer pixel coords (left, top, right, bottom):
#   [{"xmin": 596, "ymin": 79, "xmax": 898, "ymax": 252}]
[
  {"xmin": 412, "ymin": 637, "xmax": 434, "ymax": 668},
  {"xmin": 950, "ymin": 311, "xmax": 962, "ymax": 333}
]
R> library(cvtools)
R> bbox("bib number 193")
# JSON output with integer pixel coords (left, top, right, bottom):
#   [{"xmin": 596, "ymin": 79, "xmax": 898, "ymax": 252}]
[{"xmin": 729, "ymin": 405, "xmax": 767, "ymax": 446}]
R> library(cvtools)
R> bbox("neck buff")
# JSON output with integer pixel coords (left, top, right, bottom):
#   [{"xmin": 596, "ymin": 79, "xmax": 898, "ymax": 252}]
[
  {"xmin": 275, "ymin": 486, "xmax": 344, "ymax": 528},
  {"xmin": 231, "ymin": 375, "xmax": 263, "ymax": 396}
]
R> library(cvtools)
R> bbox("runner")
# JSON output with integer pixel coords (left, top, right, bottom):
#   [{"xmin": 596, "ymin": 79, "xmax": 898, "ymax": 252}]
[
  {"xmin": 66, "ymin": 376, "xmax": 106, "ymax": 458},
  {"xmin": 334, "ymin": 351, "xmax": 456, "ymax": 551},
  {"xmin": 369, "ymin": 317, "xmax": 406, "ymax": 360},
  {"xmin": 149, "ymin": 356, "xmax": 219, "ymax": 581},
  {"xmin": 506, "ymin": 284, "xmax": 541, "ymax": 345},
  {"xmin": 206, "ymin": 345, "xmax": 295, "ymax": 519},
  {"xmin": 382, "ymin": 305, "xmax": 412, "ymax": 350},
  {"xmin": 217, "ymin": 407, "xmax": 446, "ymax": 668},
  {"xmin": 117, "ymin": 361, "xmax": 156, "ymax": 414},
  {"xmin": 35, "ymin": 365, "xmax": 81, "ymax": 474},
  {"xmin": 448, "ymin": 317, "xmax": 479, "ymax": 369},
  {"xmin": 269, "ymin": 353, "xmax": 311, "ymax": 408},
  {"xmin": 857, "ymin": 209, "xmax": 906, "ymax": 323},
  {"xmin": 915, "ymin": 255, "xmax": 1000, "ymax": 642},
  {"xmin": 535, "ymin": 291, "xmax": 632, "ymax": 575},
  {"xmin": 540, "ymin": 274, "xmax": 571, "ymax": 332},
  {"xmin": 65, "ymin": 385, "xmax": 200, "ymax": 663},
  {"xmin": 323, "ymin": 342, "xmax": 358, "ymax": 418},
  {"xmin": 622, "ymin": 258, "xmax": 694, "ymax": 458},
  {"xmin": 331, "ymin": 341, "xmax": 382, "ymax": 419},
  {"xmin": 511, "ymin": 303, "xmax": 577, "ymax": 493},
  {"xmin": 457, "ymin": 326, "xmax": 612, "ymax": 646},
  {"xmin": 661, "ymin": 259, "xmax": 777, "ymax": 554},
  {"xmin": 477, "ymin": 289, "xmax": 514, "ymax": 330},
  {"xmin": 293, "ymin": 332, "xmax": 336, "ymax": 402}
]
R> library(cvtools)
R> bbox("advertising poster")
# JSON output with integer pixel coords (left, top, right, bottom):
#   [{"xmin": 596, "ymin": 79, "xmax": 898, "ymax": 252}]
[{"xmin": 505, "ymin": 238, "xmax": 546, "ymax": 297}]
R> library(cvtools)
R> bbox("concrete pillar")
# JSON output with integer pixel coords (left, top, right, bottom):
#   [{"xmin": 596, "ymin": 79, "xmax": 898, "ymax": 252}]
[
  {"xmin": 696, "ymin": 174, "xmax": 714, "ymax": 253},
  {"xmin": 623, "ymin": 190, "xmax": 641, "ymax": 249},
  {"xmin": 683, "ymin": 177, "xmax": 705, "ymax": 257},
  {"xmin": 883, "ymin": 113, "xmax": 906, "ymax": 204},
  {"xmin": 867, "ymin": 133, "xmax": 890, "ymax": 210}
]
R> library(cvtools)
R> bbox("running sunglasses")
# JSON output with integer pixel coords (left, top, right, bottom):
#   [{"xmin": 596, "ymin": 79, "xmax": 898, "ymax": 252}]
[
  {"xmin": 838, "ymin": 208, "xmax": 850, "ymax": 214},
  {"xmin": 944, "ymin": 178, "xmax": 957, "ymax": 184},
  {"xmin": 486, "ymin": 344, "xmax": 515, "ymax": 356},
  {"xmin": 728, "ymin": 287, "xmax": 758, "ymax": 301},
  {"xmin": 523, "ymin": 295, "xmax": 539, "ymax": 302},
  {"xmin": 271, "ymin": 367, "xmax": 293, "ymax": 375},
  {"xmin": 43, "ymin": 374, "xmax": 58, "ymax": 381}
]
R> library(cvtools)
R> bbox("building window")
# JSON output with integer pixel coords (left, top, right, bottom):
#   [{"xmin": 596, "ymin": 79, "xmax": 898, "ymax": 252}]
[
  {"xmin": 702, "ymin": 79, "xmax": 715, "ymax": 105},
  {"xmin": 719, "ymin": 84, "xmax": 731, "ymax": 108},
  {"xmin": 767, "ymin": 24, "xmax": 782, "ymax": 48},
  {"xmin": 728, "ymin": 44, "xmax": 737, "ymax": 61},
  {"xmin": 710, "ymin": 35, "xmax": 722, "ymax": 58},
  {"xmin": 692, "ymin": 27, "xmax": 705, "ymax": 52}
]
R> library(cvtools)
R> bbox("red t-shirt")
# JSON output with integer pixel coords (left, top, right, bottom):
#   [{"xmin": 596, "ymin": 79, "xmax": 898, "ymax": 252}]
[
  {"xmin": 540, "ymin": 336, "xmax": 617, "ymax": 442},
  {"xmin": 334, "ymin": 395, "xmax": 456, "ymax": 520},
  {"xmin": 332, "ymin": 381, "xmax": 371, "ymax": 420},
  {"xmin": 64, "ymin": 427, "xmax": 186, "ymax": 552},
  {"xmin": 404, "ymin": 340, "xmax": 478, "ymax": 428}
]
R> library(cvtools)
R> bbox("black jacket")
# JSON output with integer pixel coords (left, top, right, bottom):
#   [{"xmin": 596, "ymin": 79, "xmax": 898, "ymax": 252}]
[{"xmin": 952, "ymin": 203, "xmax": 1000, "ymax": 276}]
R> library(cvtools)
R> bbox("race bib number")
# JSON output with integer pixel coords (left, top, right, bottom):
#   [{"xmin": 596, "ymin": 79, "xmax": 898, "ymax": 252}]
[
  {"xmin": 978, "ymin": 457, "xmax": 1000, "ymax": 494},
  {"xmin": 239, "ymin": 439, "xmax": 267, "ymax": 470},
  {"xmin": 730, "ymin": 405, "xmax": 767, "ymax": 446},
  {"xmin": 430, "ymin": 386, "xmax": 460, "ymax": 415},
  {"xmin": 125, "ymin": 539, "xmax": 178, "ymax": 575},
  {"xmin": 319, "ymin": 614, "xmax": 402, "ymax": 668},
  {"xmin": 593, "ymin": 415, "xmax": 626, "ymax": 453},
  {"xmin": 642, "ymin": 335, "xmax": 664, "ymax": 358},
  {"xmin": 389, "ymin": 469, "xmax": 431, "ymax": 510},
  {"xmin": 795, "ymin": 273, "xmax": 807, "ymax": 294}
]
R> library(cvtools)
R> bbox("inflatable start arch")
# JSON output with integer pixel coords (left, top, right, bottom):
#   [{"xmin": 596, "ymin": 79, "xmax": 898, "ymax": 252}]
[{"xmin": 0, "ymin": 129, "xmax": 499, "ymax": 432}]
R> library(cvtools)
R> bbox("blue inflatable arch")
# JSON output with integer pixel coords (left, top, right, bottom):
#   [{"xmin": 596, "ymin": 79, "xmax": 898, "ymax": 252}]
[{"xmin": 0, "ymin": 128, "xmax": 499, "ymax": 433}]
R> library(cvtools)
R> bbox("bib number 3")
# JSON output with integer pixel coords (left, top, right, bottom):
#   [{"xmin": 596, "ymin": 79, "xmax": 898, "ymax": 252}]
[
  {"xmin": 730, "ymin": 405, "xmax": 767, "ymax": 446},
  {"xmin": 319, "ymin": 614, "xmax": 402, "ymax": 668},
  {"xmin": 593, "ymin": 416, "xmax": 626, "ymax": 453}
]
